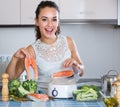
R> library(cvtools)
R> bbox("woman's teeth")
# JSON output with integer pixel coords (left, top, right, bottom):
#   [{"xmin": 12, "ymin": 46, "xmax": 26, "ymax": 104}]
[{"xmin": 45, "ymin": 28, "xmax": 53, "ymax": 33}]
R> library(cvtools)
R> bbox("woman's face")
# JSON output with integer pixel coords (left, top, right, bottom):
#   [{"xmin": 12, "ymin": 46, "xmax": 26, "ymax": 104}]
[{"xmin": 35, "ymin": 7, "xmax": 59, "ymax": 39}]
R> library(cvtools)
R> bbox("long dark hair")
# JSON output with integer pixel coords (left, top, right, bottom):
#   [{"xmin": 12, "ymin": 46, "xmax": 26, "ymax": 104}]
[{"xmin": 35, "ymin": 0, "xmax": 61, "ymax": 40}]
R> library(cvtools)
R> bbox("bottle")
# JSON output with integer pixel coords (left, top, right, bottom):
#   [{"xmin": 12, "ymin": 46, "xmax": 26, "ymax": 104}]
[
  {"xmin": 112, "ymin": 74, "xmax": 120, "ymax": 105},
  {"xmin": 2, "ymin": 73, "xmax": 9, "ymax": 102}
]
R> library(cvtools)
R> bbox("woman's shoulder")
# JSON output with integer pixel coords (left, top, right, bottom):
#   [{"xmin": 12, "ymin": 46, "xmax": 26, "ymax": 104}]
[
  {"xmin": 65, "ymin": 36, "xmax": 74, "ymax": 45},
  {"xmin": 65, "ymin": 36, "xmax": 75, "ymax": 52},
  {"xmin": 59, "ymin": 35, "xmax": 73, "ymax": 42},
  {"xmin": 32, "ymin": 39, "xmax": 40, "ymax": 44},
  {"xmin": 66, "ymin": 36, "xmax": 73, "ymax": 41}
]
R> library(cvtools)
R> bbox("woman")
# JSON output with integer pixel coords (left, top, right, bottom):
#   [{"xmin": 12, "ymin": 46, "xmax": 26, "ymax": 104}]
[{"xmin": 5, "ymin": 1, "xmax": 84, "ymax": 83}]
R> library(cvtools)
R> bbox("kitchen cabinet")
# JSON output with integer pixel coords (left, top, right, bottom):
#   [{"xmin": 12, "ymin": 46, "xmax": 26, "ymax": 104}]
[
  {"xmin": 21, "ymin": 0, "xmax": 42, "ymax": 25},
  {"xmin": 0, "ymin": 0, "xmax": 118, "ymax": 25},
  {"xmin": 118, "ymin": 0, "xmax": 120, "ymax": 25},
  {"xmin": 0, "ymin": 0, "xmax": 59, "ymax": 25},
  {"xmin": 21, "ymin": 0, "xmax": 59, "ymax": 25},
  {"xmin": 0, "ymin": 0, "xmax": 20, "ymax": 25},
  {"xmin": 60, "ymin": 0, "xmax": 117, "ymax": 20}
]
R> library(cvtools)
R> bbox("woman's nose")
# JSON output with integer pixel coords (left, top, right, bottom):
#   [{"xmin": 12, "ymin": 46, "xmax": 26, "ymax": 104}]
[{"xmin": 47, "ymin": 20, "xmax": 53, "ymax": 26}]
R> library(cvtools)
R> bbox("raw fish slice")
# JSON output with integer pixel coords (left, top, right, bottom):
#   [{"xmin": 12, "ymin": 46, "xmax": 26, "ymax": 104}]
[
  {"xmin": 25, "ymin": 57, "xmax": 38, "ymax": 80},
  {"xmin": 53, "ymin": 70, "xmax": 74, "ymax": 78},
  {"xmin": 27, "ymin": 93, "xmax": 49, "ymax": 101}
]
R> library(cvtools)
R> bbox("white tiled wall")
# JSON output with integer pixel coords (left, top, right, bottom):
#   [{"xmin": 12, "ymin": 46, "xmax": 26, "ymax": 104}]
[
  {"xmin": 0, "ymin": 55, "xmax": 27, "ymax": 80},
  {"xmin": 0, "ymin": 24, "xmax": 120, "ymax": 78},
  {"xmin": 0, "ymin": 55, "xmax": 11, "ymax": 80}
]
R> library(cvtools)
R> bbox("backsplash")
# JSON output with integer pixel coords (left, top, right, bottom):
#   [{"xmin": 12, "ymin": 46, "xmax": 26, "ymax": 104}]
[
  {"xmin": 0, "ymin": 55, "xmax": 27, "ymax": 80},
  {"xmin": 0, "ymin": 24, "xmax": 120, "ymax": 78},
  {"xmin": 0, "ymin": 55, "xmax": 11, "ymax": 80}
]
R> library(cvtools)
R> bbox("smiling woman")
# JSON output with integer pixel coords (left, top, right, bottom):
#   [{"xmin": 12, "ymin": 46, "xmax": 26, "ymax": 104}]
[
  {"xmin": 5, "ymin": 0, "xmax": 84, "ymax": 94},
  {"xmin": 35, "ymin": 0, "xmax": 60, "ymax": 41},
  {"xmin": 35, "ymin": 6, "xmax": 59, "ymax": 42}
]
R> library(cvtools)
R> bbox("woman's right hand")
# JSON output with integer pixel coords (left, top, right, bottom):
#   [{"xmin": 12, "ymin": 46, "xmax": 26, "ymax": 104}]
[
  {"xmin": 13, "ymin": 48, "xmax": 30, "ymax": 59},
  {"xmin": 5, "ymin": 48, "xmax": 31, "ymax": 80}
]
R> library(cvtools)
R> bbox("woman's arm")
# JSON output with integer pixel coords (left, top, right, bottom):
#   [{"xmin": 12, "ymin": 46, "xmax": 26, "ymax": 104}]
[
  {"xmin": 5, "ymin": 46, "xmax": 35, "ymax": 80},
  {"xmin": 5, "ymin": 55, "xmax": 25, "ymax": 80},
  {"xmin": 63, "ymin": 36, "xmax": 84, "ymax": 76}
]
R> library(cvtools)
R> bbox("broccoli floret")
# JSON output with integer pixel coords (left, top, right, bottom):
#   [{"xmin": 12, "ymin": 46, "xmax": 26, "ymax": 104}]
[
  {"xmin": 17, "ymin": 85, "xmax": 32, "ymax": 98},
  {"xmin": 8, "ymin": 79, "xmax": 37, "ymax": 98},
  {"xmin": 22, "ymin": 79, "xmax": 37, "ymax": 93},
  {"xmin": 8, "ymin": 79, "xmax": 21, "ymax": 95}
]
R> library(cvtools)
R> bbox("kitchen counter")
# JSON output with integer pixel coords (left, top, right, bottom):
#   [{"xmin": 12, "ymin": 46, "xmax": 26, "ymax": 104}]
[
  {"xmin": 0, "ymin": 98, "xmax": 106, "ymax": 107},
  {"xmin": 0, "ymin": 78, "xmax": 105, "ymax": 107}
]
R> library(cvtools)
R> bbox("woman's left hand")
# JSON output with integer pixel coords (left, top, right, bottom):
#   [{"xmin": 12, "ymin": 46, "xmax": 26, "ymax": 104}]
[
  {"xmin": 63, "ymin": 58, "xmax": 78, "ymax": 68},
  {"xmin": 63, "ymin": 58, "xmax": 84, "ymax": 76}
]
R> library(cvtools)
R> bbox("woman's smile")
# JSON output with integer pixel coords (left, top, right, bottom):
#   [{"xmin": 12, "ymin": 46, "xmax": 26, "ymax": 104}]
[{"xmin": 45, "ymin": 27, "xmax": 53, "ymax": 35}]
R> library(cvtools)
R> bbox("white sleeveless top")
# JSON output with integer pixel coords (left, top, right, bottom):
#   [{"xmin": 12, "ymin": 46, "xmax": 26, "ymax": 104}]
[{"xmin": 32, "ymin": 35, "xmax": 72, "ymax": 86}]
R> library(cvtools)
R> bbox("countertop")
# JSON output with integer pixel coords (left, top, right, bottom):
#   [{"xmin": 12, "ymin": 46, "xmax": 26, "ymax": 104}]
[
  {"xmin": 0, "ymin": 78, "xmax": 105, "ymax": 107},
  {"xmin": 0, "ymin": 98, "xmax": 106, "ymax": 107}
]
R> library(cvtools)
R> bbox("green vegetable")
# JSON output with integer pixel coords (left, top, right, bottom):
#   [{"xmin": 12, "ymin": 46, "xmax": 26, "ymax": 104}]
[
  {"xmin": 22, "ymin": 80, "xmax": 37, "ymax": 93},
  {"xmin": 8, "ymin": 79, "xmax": 37, "ymax": 98},
  {"xmin": 103, "ymin": 97, "xmax": 119, "ymax": 107},
  {"xmin": 17, "ymin": 85, "xmax": 32, "ymax": 97},
  {"xmin": 8, "ymin": 79, "xmax": 21, "ymax": 96},
  {"xmin": 73, "ymin": 85, "xmax": 99, "ymax": 101},
  {"xmin": 81, "ymin": 85, "xmax": 100, "ymax": 94}
]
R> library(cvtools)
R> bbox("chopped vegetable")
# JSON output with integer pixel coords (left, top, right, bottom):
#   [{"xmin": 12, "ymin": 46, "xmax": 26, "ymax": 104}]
[
  {"xmin": 22, "ymin": 80, "xmax": 37, "ymax": 93},
  {"xmin": 8, "ymin": 79, "xmax": 37, "ymax": 98},
  {"xmin": 8, "ymin": 79, "xmax": 21, "ymax": 96},
  {"xmin": 81, "ymin": 85, "xmax": 100, "ymax": 95},
  {"xmin": 103, "ymin": 97, "xmax": 119, "ymax": 107},
  {"xmin": 17, "ymin": 85, "xmax": 33, "ymax": 98},
  {"xmin": 73, "ymin": 85, "xmax": 99, "ymax": 101}
]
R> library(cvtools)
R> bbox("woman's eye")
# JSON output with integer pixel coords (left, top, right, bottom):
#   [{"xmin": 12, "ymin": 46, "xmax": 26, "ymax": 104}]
[
  {"xmin": 42, "ymin": 18, "xmax": 47, "ymax": 21},
  {"xmin": 53, "ymin": 18, "xmax": 57, "ymax": 21}
]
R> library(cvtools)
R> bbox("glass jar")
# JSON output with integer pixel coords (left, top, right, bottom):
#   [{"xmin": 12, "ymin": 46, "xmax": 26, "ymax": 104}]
[{"xmin": 112, "ymin": 74, "xmax": 120, "ymax": 105}]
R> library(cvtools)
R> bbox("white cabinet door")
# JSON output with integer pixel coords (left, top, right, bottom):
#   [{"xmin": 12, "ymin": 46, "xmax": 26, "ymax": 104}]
[
  {"xmin": 60, "ymin": 0, "xmax": 117, "ymax": 19},
  {"xmin": 21, "ymin": 0, "xmax": 41, "ymax": 25},
  {"xmin": 0, "ymin": 0, "xmax": 20, "ymax": 25},
  {"xmin": 21, "ymin": 0, "xmax": 59, "ymax": 25}
]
